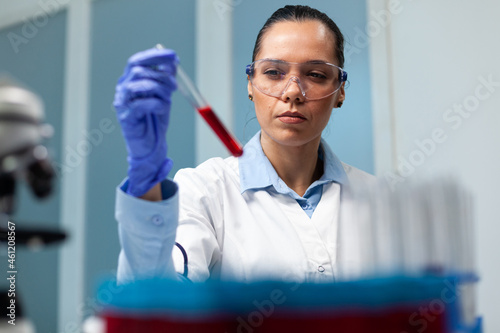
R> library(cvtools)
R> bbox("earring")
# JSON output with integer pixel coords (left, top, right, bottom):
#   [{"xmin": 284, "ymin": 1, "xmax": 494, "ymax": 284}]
[
  {"xmin": 248, "ymin": 94, "xmax": 253, "ymax": 101},
  {"xmin": 337, "ymin": 102, "xmax": 343, "ymax": 108}
]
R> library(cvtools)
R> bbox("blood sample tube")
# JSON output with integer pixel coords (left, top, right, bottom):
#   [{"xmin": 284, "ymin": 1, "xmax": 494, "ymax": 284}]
[{"xmin": 156, "ymin": 44, "xmax": 243, "ymax": 157}]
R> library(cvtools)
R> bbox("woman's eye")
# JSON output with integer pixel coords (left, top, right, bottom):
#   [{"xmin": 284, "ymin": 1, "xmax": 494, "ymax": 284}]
[
  {"xmin": 263, "ymin": 69, "xmax": 283, "ymax": 78},
  {"xmin": 308, "ymin": 72, "xmax": 327, "ymax": 79}
]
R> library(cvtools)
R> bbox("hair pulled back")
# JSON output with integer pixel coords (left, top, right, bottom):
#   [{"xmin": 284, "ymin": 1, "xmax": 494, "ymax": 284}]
[{"xmin": 252, "ymin": 5, "xmax": 345, "ymax": 68}]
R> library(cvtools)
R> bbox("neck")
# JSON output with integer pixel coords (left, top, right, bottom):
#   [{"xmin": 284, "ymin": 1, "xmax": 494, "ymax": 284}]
[{"xmin": 260, "ymin": 133, "xmax": 323, "ymax": 197}]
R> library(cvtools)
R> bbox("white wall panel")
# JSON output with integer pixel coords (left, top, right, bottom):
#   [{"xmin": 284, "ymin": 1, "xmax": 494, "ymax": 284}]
[{"xmin": 370, "ymin": 0, "xmax": 500, "ymax": 330}]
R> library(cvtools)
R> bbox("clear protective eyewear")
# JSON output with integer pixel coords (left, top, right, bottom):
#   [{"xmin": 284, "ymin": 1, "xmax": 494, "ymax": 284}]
[{"xmin": 246, "ymin": 59, "xmax": 348, "ymax": 101}]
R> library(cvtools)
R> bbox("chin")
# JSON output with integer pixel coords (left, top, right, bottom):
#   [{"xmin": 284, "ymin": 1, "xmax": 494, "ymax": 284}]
[{"xmin": 264, "ymin": 128, "xmax": 320, "ymax": 148}]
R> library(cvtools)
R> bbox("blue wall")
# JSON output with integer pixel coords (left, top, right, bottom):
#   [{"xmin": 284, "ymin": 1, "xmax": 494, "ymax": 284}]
[
  {"xmin": 0, "ymin": 11, "xmax": 67, "ymax": 333},
  {"xmin": 233, "ymin": 0, "xmax": 374, "ymax": 173}
]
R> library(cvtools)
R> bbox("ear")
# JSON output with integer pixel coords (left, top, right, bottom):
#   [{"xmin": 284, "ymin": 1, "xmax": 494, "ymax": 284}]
[
  {"xmin": 247, "ymin": 78, "xmax": 253, "ymax": 97},
  {"xmin": 336, "ymin": 83, "xmax": 346, "ymax": 107}
]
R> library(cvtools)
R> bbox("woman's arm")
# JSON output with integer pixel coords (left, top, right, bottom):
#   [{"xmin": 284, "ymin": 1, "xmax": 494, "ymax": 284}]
[{"xmin": 115, "ymin": 179, "xmax": 180, "ymax": 284}]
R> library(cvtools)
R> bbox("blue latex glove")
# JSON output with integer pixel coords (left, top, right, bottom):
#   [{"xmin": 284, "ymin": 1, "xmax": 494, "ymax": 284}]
[{"xmin": 114, "ymin": 48, "xmax": 178, "ymax": 197}]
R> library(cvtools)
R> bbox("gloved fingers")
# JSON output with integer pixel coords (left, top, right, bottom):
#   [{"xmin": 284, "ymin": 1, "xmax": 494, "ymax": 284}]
[
  {"xmin": 127, "ymin": 48, "xmax": 178, "ymax": 73},
  {"xmin": 125, "ymin": 79, "xmax": 174, "ymax": 103},
  {"xmin": 127, "ymin": 97, "xmax": 171, "ymax": 120},
  {"xmin": 116, "ymin": 78, "xmax": 174, "ymax": 114},
  {"xmin": 124, "ymin": 66, "xmax": 177, "ymax": 90},
  {"xmin": 113, "ymin": 48, "xmax": 176, "ymax": 192}
]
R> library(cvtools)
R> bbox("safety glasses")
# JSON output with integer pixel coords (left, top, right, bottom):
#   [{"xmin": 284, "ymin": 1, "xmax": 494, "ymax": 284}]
[{"xmin": 246, "ymin": 59, "xmax": 347, "ymax": 101}]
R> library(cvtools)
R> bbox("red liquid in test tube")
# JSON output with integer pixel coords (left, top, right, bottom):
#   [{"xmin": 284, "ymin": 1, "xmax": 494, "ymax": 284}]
[
  {"xmin": 155, "ymin": 44, "xmax": 244, "ymax": 157},
  {"xmin": 197, "ymin": 106, "xmax": 243, "ymax": 157},
  {"xmin": 174, "ymin": 60, "xmax": 244, "ymax": 157}
]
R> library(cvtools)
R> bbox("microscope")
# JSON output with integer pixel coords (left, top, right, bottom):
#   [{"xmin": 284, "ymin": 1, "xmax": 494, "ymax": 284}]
[{"xmin": 0, "ymin": 79, "xmax": 64, "ymax": 332}]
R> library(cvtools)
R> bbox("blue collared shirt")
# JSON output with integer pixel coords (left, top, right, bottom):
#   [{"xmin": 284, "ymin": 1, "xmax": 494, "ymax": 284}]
[{"xmin": 238, "ymin": 131, "xmax": 348, "ymax": 218}]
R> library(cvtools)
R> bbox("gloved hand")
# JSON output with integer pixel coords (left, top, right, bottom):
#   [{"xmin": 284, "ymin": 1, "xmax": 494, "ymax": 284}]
[{"xmin": 114, "ymin": 48, "xmax": 178, "ymax": 197}]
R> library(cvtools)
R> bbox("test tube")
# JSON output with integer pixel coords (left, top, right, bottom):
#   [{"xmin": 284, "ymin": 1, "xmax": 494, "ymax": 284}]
[{"xmin": 155, "ymin": 44, "xmax": 243, "ymax": 157}]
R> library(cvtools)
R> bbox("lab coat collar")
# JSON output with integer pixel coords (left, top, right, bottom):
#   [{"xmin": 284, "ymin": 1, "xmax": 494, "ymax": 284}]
[{"xmin": 238, "ymin": 131, "xmax": 349, "ymax": 195}]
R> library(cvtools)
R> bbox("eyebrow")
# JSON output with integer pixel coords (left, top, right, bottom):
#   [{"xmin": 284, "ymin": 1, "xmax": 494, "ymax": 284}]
[
  {"xmin": 306, "ymin": 60, "xmax": 330, "ymax": 64},
  {"xmin": 261, "ymin": 58, "xmax": 331, "ymax": 65}
]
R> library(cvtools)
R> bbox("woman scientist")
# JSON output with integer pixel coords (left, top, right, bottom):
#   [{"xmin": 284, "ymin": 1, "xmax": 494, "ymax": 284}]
[{"xmin": 113, "ymin": 5, "xmax": 373, "ymax": 284}]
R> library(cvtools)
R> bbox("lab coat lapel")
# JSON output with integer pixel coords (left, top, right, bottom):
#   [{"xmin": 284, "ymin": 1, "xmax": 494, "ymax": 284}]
[
  {"xmin": 274, "ymin": 183, "xmax": 340, "ymax": 282},
  {"xmin": 310, "ymin": 182, "xmax": 341, "ymax": 263}
]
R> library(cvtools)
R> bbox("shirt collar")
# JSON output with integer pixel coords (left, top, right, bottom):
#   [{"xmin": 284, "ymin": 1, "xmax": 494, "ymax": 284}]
[{"xmin": 238, "ymin": 131, "xmax": 349, "ymax": 194}]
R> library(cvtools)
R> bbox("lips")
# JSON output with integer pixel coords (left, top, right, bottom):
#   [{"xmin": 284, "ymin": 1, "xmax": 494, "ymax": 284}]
[
  {"xmin": 278, "ymin": 111, "xmax": 306, "ymax": 119},
  {"xmin": 277, "ymin": 111, "xmax": 306, "ymax": 124}
]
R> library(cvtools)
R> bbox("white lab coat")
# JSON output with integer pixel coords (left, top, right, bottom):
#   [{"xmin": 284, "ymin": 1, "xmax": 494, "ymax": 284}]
[{"xmin": 116, "ymin": 154, "xmax": 375, "ymax": 284}]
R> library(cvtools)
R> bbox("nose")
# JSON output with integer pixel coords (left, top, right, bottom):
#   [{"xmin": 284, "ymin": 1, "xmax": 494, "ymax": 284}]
[{"xmin": 280, "ymin": 77, "xmax": 306, "ymax": 103}]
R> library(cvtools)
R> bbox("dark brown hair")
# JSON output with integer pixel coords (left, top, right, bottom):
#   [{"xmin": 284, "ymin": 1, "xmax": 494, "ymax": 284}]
[{"xmin": 252, "ymin": 5, "xmax": 345, "ymax": 68}]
